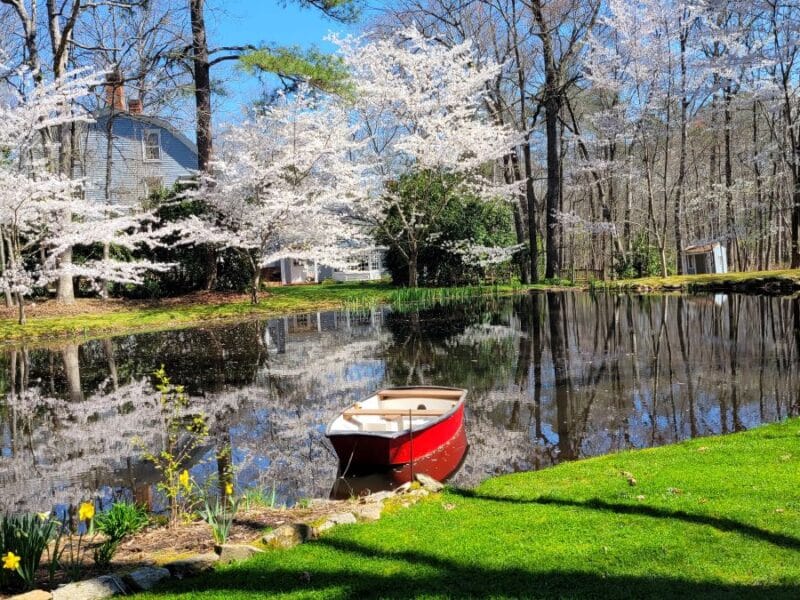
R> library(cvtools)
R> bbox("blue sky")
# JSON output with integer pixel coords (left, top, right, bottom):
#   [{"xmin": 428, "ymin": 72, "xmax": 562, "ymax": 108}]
[{"xmin": 206, "ymin": 0, "xmax": 368, "ymax": 122}]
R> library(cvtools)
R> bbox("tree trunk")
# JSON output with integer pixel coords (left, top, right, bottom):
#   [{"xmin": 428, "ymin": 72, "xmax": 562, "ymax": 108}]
[
  {"xmin": 190, "ymin": 0, "xmax": 212, "ymax": 173},
  {"xmin": 56, "ymin": 245, "xmax": 75, "ymax": 304},
  {"xmin": 543, "ymin": 94, "xmax": 561, "ymax": 280},
  {"xmin": 724, "ymin": 88, "xmax": 737, "ymax": 271},
  {"xmin": 204, "ymin": 248, "xmax": 218, "ymax": 291},
  {"xmin": 522, "ymin": 141, "xmax": 540, "ymax": 282},
  {"xmin": 793, "ymin": 169, "xmax": 800, "ymax": 268},
  {"xmin": 16, "ymin": 292, "xmax": 25, "ymax": 325},
  {"xmin": 504, "ymin": 153, "xmax": 530, "ymax": 284},
  {"xmin": 189, "ymin": 0, "xmax": 218, "ymax": 289},
  {"xmin": 0, "ymin": 225, "xmax": 11, "ymax": 307},
  {"xmin": 675, "ymin": 23, "xmax": 688, "ymax": 274},
  {"xmin": 408, "ymin": 247, "xmax": 419, "ymax": 288},
  {"xmin": 55, "ymin": 128, "xmax": 76, "ymax": 304},
  {"xmin": 530, "ymin": 0, "xmax": 562, "ymax": 280},
  {"xmin": 250, "ymin": 268, "xmax": 261, "ymax": 304}
]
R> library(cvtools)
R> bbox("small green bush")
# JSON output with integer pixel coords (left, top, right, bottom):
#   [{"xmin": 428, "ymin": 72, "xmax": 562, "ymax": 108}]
[{"xmin": 93, "ymin": 502, "xmax": 149, "ymax": 568}]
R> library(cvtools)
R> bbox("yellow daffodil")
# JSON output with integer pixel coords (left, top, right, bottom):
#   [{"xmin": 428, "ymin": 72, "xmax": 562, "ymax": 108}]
[
  {"xmin": 78, "ymin": 501, "xmax": 95, "ymax": 522},
  {"xmin": 37, "ymin": 511, "xmax": 50, "ymax": 522},
  {"xmin": 2, "ymin": 551, "xmax": 20, "ymax": 571},
  {"xmin": 225, "ymin": 482, "xmax": 234, "ymax": 496},
  {"xmin": 179, "ymin": 469, "xmax": 190, "ymax": 491}
]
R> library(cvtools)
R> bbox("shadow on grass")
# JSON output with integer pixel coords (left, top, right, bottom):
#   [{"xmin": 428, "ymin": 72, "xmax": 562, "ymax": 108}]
[
  {"xmin": 450, "ymin": 489, "xmax": 800, "ymax": 551},
  {"xmin": 145, "ymin": 535, "xmax": 800, "ymax": 599}
]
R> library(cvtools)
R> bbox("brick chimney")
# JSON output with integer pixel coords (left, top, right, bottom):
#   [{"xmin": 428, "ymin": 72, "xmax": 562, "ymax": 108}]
[
  {"xmin": 128, "ymin": 98, "xmax": 143, "ymax": 115},
  {"xmin": 105, "ymin": 69, "xmax": 126, "ymax": 111}
]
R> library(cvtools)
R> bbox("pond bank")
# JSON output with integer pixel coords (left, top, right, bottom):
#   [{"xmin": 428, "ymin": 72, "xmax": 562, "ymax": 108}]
[
  {"xmin": 600, "ymin": 268, "xmax": 800, "ymax": 294},
  {"xmin": 134, "ymin": 418, "xmax": 800, "ymax": 599},
  {"xmin": 0, "ymin": 282, "xmax": 557, "ymax": 345}
]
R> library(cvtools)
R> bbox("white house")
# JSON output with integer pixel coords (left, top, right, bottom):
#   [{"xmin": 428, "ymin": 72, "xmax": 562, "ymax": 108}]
[{"xmin": 262, "ymin": 249, "xmax": 388, "ymax": 285}]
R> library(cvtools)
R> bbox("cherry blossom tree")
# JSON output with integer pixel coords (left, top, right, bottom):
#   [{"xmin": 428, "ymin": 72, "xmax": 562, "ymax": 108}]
[
  {"xmin": 333, "ymin": 28, "xmax": 520, "ymax": 287},
  {"xmin": 0, "ymin": 67, "xmax": 174, "ymax": 323},
  {"xmin": 188, "ymin": 87, "xmax": 366, "ymax": 304}
]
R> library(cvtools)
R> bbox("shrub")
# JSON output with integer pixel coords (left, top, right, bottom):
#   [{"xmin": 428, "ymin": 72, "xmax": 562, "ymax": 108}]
[{"xmin": 93, "ymin": 502, "xmax": 149, "ymax": 568}]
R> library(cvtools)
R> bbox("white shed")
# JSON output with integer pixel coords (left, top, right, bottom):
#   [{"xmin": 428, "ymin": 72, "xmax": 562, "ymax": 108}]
[{"xmin": 683, "ymin": 242, "xmax": 728, "ymax": 275}]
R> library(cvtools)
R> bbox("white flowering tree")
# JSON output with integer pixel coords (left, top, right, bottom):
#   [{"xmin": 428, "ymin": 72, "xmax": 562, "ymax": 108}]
[
  {"xmin": 333, "ymin": 28, "xmax": 520, "ymax": 287},
  {"xmin": 188, "ymin": 88, "xmax": 365, "ymax": 303},
  {"xmin": 0, "ymin": 68, "xmax": 174, "ymax": 324}
]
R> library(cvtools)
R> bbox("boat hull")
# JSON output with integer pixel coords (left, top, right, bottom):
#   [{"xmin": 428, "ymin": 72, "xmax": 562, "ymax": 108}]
[
  {"xmin": 328, "ymin": 401, "xmax": 465, "ymax": 467},
  {"xmin": 330, "ymin": 426, "xmax": 469, "ymax": 499}
]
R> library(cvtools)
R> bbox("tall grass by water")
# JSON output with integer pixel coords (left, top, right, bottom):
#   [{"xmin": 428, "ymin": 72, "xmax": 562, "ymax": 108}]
[{"xmin": 344, "ymin": 282, "xmax": 526, "ymax": 312}]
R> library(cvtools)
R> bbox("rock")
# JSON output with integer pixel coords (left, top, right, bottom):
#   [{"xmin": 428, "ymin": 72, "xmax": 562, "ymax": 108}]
[
  {"xmin": 215, "ymin": 544, "xmax": 265, "ymax": 563},
  {"xmin": 361, "ymin": 491, "xmax": 393, "ymax": 503},
  {"xmin": 315, "ymin": 520, "xmax": 336, "ymax": 535},
  {"xmin": 415, "ymin": 473, "xmax": 444, "ymax": 492},
  {"xmin": 52, "ymin": 575, "xmax": 129, "ymax": 600},
  {"xmin": 262, "ymin": 523, "xmax": 311, "ymax": 549},
  {"xmin": 123, "ymin": 566, "xmax": 171, "ymax": 591},
  {"xmin": 354, "ymin": 503, "xmax": 383, "ymax": 522},
  {"xmin": 394, "ymin": 482, "xmax": 413, "ymax": 495},
  {"xmin": 328, "ymin": 512, "xmax": 357, "ymax": 525},
  {"xmin": 313, "ymin": 511, "xmax": 358, "ymax": 536},
  {"xmin": 308, "ymin": 498, "xmax": 334, "ymax": 508},
  {"xmin": 164, "ymin": 553, "xmax": 219, "ymax": 579},
  {"xmin": 10, "ymin": 591, "xmax": 52, "ymax": 600}
]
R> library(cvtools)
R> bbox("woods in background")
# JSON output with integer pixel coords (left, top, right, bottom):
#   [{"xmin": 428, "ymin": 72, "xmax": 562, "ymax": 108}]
[{"xmin": 377, "ymin": 0, "xmax": 800, "ymax": 279}]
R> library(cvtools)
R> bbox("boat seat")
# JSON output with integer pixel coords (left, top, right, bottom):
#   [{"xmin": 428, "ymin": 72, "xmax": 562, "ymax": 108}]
[
  {"xmin": 378, "ymin": 389, "xmax": 463, "ymax": 400},
  {"xmin": 343, "ymin": 408, "xmax": 448, "ymax": 418}
]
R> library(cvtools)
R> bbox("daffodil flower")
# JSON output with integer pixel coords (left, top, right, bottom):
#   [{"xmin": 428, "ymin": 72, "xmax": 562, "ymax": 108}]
[
  {"xmin": 37, "ymin": 511, "xmax": 50, "ymax": 521},
  {"xmin": 225, "ymin": 482, "xmax": 234, "ymax": 496},
  {"xmin": 2, "ymin": 551, "xmax": 20, "ymax": 571},
  {"xmin": 78, "ymin": 501, "xmax": 95, "ymax": 522}
]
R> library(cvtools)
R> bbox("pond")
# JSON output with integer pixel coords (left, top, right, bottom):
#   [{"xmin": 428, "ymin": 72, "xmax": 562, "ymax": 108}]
[{"xmin": 1, "ymin": 291, "xmax": 798, "ymax": 514}]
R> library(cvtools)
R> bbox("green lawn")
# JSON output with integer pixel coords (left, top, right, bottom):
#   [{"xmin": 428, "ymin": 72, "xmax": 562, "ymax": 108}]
[
  {"xmin": 138, "ymin": 419, "xmax": 800, "ymax": 599},
  {"xmin": 0, "ymin": 282, "xmax": 546, "ymax": 344},
  {"xmin": 600, "ymin": 268, "xmax": 800, "ymax": 293}
]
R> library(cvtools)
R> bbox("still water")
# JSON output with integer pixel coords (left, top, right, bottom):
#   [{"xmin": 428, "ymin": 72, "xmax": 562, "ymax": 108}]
[{"xmin": 1, "ymin": 291, "xmax": 798, "ymax": 513}]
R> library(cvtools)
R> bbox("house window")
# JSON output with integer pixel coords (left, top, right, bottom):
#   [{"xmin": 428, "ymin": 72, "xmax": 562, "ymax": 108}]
[
  {"xmin": 354, "ymin": 257, "xmax": 369, "ymax": 272},
  {"xmin": 369, "ymin": 252, "xmax": 382, "ymax": 271},
  {"xmin": 144, "ymin": 177, "xmax": 163, "ymax": 198},
  {"xmin": 143, "ymin": 130, "xmax": 161, "ymax": 161}
]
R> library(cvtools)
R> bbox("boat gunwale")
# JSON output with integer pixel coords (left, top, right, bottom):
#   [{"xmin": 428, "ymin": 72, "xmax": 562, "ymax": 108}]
[{"xmin": 325, "ymin": 386, "xmax": 467, "ymax": 440}]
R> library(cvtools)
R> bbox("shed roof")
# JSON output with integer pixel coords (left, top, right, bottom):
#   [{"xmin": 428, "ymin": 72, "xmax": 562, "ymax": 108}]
[{"xmin": 684, "ymin": 242, "xmax": 721, "ymax": 254}]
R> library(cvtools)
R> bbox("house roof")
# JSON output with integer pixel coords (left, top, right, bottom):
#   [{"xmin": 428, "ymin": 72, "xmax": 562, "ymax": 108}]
[{"xmin": 93, "ymin": 109, "xmax": 199, "ymax": 158}]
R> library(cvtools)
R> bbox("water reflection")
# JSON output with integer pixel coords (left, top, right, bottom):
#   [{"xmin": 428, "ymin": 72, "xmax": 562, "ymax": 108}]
[{"xmin": 1, "ymin": 293, "xmax": 798, "ymax": 513}]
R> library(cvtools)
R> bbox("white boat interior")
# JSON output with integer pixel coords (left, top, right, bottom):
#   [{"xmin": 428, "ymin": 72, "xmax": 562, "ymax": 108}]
[{"xmin": 328, "ymin": 388, "xmax": 464, "ymax": 434}]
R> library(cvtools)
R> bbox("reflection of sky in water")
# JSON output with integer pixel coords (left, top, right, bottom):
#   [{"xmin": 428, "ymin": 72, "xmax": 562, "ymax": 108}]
[{"xmin": 0, "ymin": 293, "xmax": 799, "ymax": 513}]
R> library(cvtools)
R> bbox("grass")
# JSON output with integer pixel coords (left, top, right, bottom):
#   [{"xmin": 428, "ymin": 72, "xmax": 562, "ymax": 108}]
[
  {"xmin": 0, "ymin": 281, "xmax": 559, "ymax": 345},
  {"xmin": 599, "ymin": 268, "xmax": 800, "ymax": 293},
  {"xmin": 137, "ymin": 419, "xmax": 800, "ymax": 599}
]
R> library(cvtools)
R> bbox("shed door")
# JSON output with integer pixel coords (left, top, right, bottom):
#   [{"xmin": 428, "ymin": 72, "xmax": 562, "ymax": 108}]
[{"xmin": 693, "ymin": 254, "xmax": 709, "ymax": 274}]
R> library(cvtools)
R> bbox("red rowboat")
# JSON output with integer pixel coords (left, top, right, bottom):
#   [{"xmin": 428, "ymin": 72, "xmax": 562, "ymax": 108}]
[
  {"xmin": 329, "ymin": 424, "xmax": 469, "ymax": 499},
  {"xmin": 326, "ymin": 386, "xmax": 467, "ymax": 468}
]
